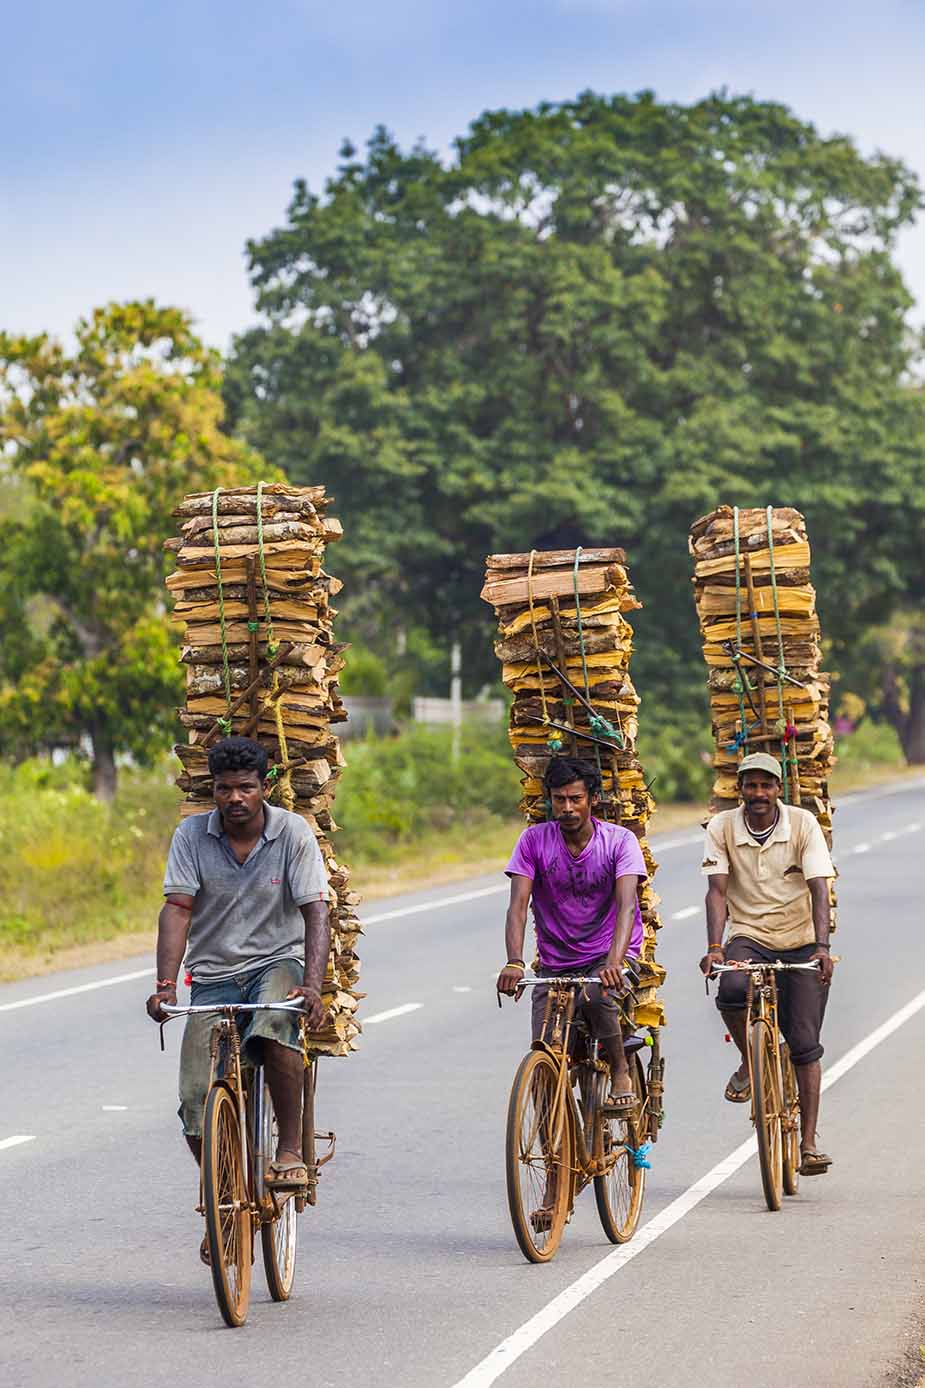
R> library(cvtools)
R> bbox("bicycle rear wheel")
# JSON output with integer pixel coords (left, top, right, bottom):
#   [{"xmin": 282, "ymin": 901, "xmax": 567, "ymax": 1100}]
[
  {"xmin": 751, "ymin": 1020, "xmax": 783, "ymax": 1212},
  {"xmin": 259, "ymin": 1081, "xmax": 299, "ymax": 1300},
  {"xmin": 593, "ymin": 1053, "xmax": 647, "ymax": 1243},
  {"xmin": 780, "ymin": 1044, "xmax": 801, "ymax": 1197},
  {"xmin": 203, "ymin": 1083, "xmax": 253, "ymax": 1326},
  {"xmin": 505, "ymin": 1050, "xmax": 571, "ymax": 1263}
]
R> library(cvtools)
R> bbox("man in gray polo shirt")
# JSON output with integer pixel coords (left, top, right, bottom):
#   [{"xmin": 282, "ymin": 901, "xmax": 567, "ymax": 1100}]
[{"xmin": 146, "ymin": 736, "xmax": 329, "ymax": 1191}]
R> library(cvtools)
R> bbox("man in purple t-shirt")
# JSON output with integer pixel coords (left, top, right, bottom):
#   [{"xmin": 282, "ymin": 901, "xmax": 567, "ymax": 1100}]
[{"xmin": 497, "ymin": 755, "xmax": 647, "ymax": 1113}]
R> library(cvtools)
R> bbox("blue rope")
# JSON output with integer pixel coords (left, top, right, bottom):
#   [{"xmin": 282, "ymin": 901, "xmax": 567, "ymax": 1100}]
[{"xmin": 626, "ymin": 1142, "xmax": 652, "ymax": 1170}]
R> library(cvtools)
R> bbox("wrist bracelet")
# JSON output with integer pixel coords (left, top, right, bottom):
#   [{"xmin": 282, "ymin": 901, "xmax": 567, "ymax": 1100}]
[
  {"xmin": 814, "ymin": 943, "xmax": 830, "ymax": 951},
  {"xmin": 505, "ymin": 961, "xmax": 526, "ymax": 971},
  {"xmin": 156, "ymin": 978, "xmax": 177, "ymax": 989},
  {"xmin": 708, "ymin": 944, "xmax": 724, "ymax": 951}
]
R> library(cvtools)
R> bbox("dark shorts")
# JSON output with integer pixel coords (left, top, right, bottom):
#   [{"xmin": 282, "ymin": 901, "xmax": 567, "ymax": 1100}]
[
  {"xmin": 178, "ymin": 958, "xmax": 302, "ymax": 1137},
  {"xmin": 530, "ymin": 955, "xmax": 627, "ymax": 1045},
  {"xmin": 716, "ymin": 937, "xmax": 829, "ymax": 1065}
]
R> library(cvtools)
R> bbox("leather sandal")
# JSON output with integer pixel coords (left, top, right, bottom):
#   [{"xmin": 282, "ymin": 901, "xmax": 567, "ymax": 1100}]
[
  {"xmin": 724, "ymin": 1070, "xmax": 751, "ymax": 1103},
  {"xmin": 799, "ymin": 1149, "xmax": 832, "ymax": 1175}
]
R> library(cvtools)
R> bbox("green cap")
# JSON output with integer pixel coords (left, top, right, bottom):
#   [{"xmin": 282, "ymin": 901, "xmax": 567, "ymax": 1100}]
[{"xmin": 737, "ymin": 752, "xmax": 783, "ymax": 782}]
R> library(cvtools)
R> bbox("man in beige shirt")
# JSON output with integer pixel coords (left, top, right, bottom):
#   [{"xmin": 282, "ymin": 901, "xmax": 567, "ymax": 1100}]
[{"xmin": 698, "ymin": 752, "xmax": 836, "ymax": 1174}]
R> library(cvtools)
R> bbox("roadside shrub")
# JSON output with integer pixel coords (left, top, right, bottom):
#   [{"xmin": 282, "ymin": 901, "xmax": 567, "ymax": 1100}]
[{"xmin": 336, "ymin": 722, "xmax": 520, "ymax": 860}]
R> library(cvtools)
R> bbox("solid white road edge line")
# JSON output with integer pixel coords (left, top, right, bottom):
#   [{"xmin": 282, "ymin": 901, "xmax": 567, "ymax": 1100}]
[
  {"xmin": 364, "ymin": 885, "xmax": 506, "ymax": 924},
  {"xmin": 0, "ymin": 968, "xmax": 151, "ymax": 1014},
  {"xmin": 0, "ymin": 1135, "xmax": 36, "ymax": 1152},
  {"xmin": 3, "ymin": 779, "xmax": 921, "ymax": 1016},
  {"xmin": 363, "ymin": 1003, "xmax": 423, "ymax": 1025},
  {"xmin": 451, "ymin": 984, "xmax": 925, "ymax": 1388}
]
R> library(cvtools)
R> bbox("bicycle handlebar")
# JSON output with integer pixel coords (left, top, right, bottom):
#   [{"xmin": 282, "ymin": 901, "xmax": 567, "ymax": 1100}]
[
  {"xmin": 161, "ymin": 1001, "xmax": 307, "ymax": 1016},
  {"xmin": 709, "ymin": 960, "xmax": 823, "ymax": 973}
]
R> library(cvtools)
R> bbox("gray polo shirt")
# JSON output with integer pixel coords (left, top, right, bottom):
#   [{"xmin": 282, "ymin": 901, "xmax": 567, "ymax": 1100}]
[{"xmin": 163, "ymin": 803, "xmax": 329, "ymax": 981}]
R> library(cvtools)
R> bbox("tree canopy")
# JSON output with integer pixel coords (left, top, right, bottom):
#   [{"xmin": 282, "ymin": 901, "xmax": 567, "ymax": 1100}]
[
  {"xmin": 0, "ymin": 301, "xmax": 274, "ymax": 796},
  {"xmin": 226, "ymin": 89, "xmax": 925, "ymax": 730}
]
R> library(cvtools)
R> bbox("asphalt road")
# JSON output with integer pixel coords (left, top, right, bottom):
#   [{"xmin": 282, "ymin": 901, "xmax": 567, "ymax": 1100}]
[{"xmin": 1, "ymin": 780, "xmax": 923, "ymax": 1388}]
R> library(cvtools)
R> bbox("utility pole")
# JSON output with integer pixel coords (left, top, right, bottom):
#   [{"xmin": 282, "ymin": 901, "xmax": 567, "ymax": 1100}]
[{"xmin": 450, "ymin": 639, "xmax": 462, "ymax": 765}]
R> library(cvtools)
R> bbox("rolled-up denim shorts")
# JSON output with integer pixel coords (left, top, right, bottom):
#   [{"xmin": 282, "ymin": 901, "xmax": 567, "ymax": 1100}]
[{"xmin": 178, "ymin": 958, "xmax": 302, "ymax": 1137}]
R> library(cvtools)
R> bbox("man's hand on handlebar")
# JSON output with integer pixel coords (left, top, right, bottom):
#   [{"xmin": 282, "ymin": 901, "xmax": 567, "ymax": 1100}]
[
  {"xmin": 287, "ymin": 983, "xmax": 326, "ymax": 1029},
  {"xmin": 809, "ymin": 946, "xmax": 835, "ymax": 986},
  {"xmin": 699, "ymin": 944, "xmax": 725, "ymax": 977},
  {"xmin": 599, "ymin": 958, "xmax": 630, "ymax": 994},
  {"xmin": 146, "ymin": 985, "xmax": 177, "ymax": 1022},
  {"xmin": 496, "ymin": 964, "xmax": 526, "ymax": 999}
]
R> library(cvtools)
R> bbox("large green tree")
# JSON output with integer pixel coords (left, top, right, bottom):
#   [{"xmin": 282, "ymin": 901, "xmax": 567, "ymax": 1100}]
[
  {"xmin": 0, "ymin": 302, "xmax": 273, "ymax": 797},
  {"xmin": 226, "ymin": 91, "xmax": 925, "ymax": 737}
]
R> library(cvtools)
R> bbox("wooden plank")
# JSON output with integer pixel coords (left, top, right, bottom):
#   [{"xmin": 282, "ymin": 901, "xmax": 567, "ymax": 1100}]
[
  {"xmin": 481, "ymin": 563, "xmax": 620, "ymax": 607},
  {"xmin": 486, "ymin": 547, "xmax": 626, "ymax": 571}
]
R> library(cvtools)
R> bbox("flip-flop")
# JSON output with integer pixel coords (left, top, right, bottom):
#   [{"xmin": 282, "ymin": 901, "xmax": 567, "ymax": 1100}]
[
  {"xmin": 530, "ymin": 1206, "xmax": 555, "ymax": 1232},
  {"xmin": 265, "ymin": 1158, "xmax": 309, "ymax": 1191},
  {"xmin": 601, "ymin": 1089, "xmax": 639, "ymax": 1116},
  {"xmin": 799, "ymin": 1149, "xmax": 833, "ymax": 1175},
  {"xmin": 724, "ymin": 1070, "xmax": 751, "ymax": 1103}
]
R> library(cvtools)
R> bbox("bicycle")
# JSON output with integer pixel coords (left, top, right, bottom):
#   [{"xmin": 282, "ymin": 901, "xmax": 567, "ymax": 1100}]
[
  {"xmin": 161, "ymin": 1001, "xmax": 335, "ymax": 1326},
  {"xmin": 709, "ymin": 960, "xmax": 820, "ymax": 1212},
  {"xmin": 501, "ymin": 975, "xmax": 665, "ymax": 1264}
]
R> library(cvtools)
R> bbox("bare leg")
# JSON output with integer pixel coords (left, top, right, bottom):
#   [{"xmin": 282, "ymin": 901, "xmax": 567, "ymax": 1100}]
[
  {"xmin": 264, "ymin": 1040, "xmax": 304, "ymax": 1162},
  {"xmin": 794, "ymin": 1060, "xmax": 822, "ymax": 1153},
  {"xmin": 185, "ymin": 1134, "xmax": 202, "ymax": 1165},
  {"xmin": 600, "ymin": 1033, "xmax": 632, "ymax": 1096},
  {"xmin": 720, "ymin": 1008, "xmax": 749, "ymax": 1081}
]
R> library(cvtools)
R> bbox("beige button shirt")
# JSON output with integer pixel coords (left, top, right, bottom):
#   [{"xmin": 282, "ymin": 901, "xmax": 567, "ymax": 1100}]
[{"xmin": 701, "ymin": 804, "xmax": 835, "ymax": 950}]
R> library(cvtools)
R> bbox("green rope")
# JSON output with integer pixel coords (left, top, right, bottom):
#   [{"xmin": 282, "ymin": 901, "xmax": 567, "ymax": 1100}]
[
  {"xmin": 573, "ymin": 547, "xmax": 594, "ymax": 703},
  {"xmin": 212, "ymin": 488, "xmax": 234, "ymax": 721},
  {"xmin": 256, "ymin": 479, "xmax": 278, "ymax": 656},
  {"xmin": 765, "ymin": 506, "xmax": 792, "ymax": 801},
  {"xmin": 732, "ymin": 507, "xmax": 749, "ymax": 751},
  {"xmin": 572, "ymin": 548, "xmax": 614, "ymax": 814}
]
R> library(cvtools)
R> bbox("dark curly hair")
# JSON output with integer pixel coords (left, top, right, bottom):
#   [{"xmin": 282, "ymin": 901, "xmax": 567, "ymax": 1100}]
[
  {"xmin": 207, "ymin": 736, "xmax": 269, "ymax": 780},
  {"xmin": 543, "ymin": 755, "xmax": 602, "ymax": 798}
]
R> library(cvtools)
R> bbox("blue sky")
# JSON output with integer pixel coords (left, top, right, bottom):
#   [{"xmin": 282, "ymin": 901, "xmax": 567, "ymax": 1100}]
[{"xmin": 3, "ymin": 0, "xmax": 924, "ymax": 350}]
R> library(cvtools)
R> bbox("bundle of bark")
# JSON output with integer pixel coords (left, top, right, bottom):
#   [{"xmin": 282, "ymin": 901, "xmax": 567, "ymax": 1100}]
[
  {"xmin": 481, "ymin": 549, "xmax": 665, "ymax": 1028},
  {"xmin": 165, "ymin": 482, "xmax": 362, "ymax": 1056},
  {"xmin": 689, "ymin": 505, "xmax": 836, "ymax": 845}
]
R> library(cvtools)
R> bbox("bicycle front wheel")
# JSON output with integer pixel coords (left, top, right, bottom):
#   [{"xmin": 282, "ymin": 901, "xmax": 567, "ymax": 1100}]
[
  {"xmin": 259, "ymin": 1082, "xmax": 298, "ymax": 1301},
  {"xmin": 780, "ymin": 1044, "xmax": 801, "ymax": 1197},
  {"xmin": 505, "ymin": 1050, "xmax": 571, "ymax": 1263},
  {"xmin": 751, "ymin": 1020, "xmax": 783, "ymax": 1212},
  {"xmin": 202, "ymin": 1083, "xmax": 253, "ymax": 1326},
  {"xmin": 593, "ymin": 1053, "xmax": 647, "ymax": 1244}
]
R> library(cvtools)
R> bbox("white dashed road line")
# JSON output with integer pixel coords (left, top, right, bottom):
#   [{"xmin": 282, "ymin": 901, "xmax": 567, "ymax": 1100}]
[
  {"xmin": 363, "ymin": 1003, "xmax": 423, "ymax": 1025},
  {"xmin": 0, "ymin": 1135, "xmax": 36, "ymax": 1153},
  {"xmin": 671, "ymin": 906, "xmax": 699, "ymax": 921},
  {"xmin": 0, "ymin": 968, "xmax": 151, "ymax": 1014}
]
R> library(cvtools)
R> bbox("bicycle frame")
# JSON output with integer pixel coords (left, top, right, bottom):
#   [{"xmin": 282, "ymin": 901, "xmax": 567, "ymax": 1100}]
[
  {"xmin": 743, "ymin": 969, "xmax": 783, "ymax": 1132},
  {"xmin": 162, "ymin": 1001, "xmax": 319, "ymax": 1222},
  {"xmin": 527, "ymin": 978, "xmax": 648, "ymax": 1193},
  {"xmin": 710, "ymin": 960, "xmax": 820, "ymax": 1161}
]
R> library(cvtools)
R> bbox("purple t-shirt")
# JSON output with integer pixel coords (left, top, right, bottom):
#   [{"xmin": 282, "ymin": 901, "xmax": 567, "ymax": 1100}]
[{"xmin": 506, "ymin": 819, "xmax": 646, "ymax": 971}]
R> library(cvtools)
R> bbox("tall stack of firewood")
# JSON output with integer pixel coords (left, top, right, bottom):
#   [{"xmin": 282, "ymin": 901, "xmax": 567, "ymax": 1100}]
[
  {"xmin": 689, "ymin": 505, "xmax": 836, "ymax": 845},
  {"xmin": 165, "ymin": 482, "xmax": 362, "ymax": 1055},
  {"xmin": 481, "ymin": 549, "xmax": 665, "ymax": 1027}
]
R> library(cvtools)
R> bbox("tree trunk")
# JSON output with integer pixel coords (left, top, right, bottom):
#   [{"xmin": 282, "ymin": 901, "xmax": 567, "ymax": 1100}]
[
  {"xmin": 901, "ymin": 666, "xmax": 925, "ymax": 764},
  {"xmin": 91, "ymin": 722, "xmax": 118, "ymax": 801},
  {"xmin": 881, "ymin": 659, "xmax": 925, "ymax": 765}
]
